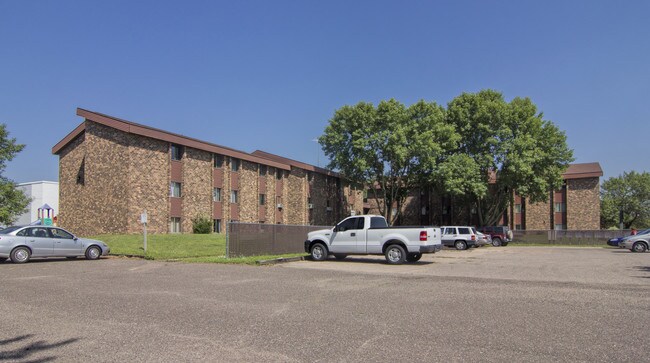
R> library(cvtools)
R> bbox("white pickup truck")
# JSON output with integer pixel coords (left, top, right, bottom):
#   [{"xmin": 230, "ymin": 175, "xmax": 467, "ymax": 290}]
[{"xmin": 304, "ymin": 215, "xmax": 442, "ymax": 264}]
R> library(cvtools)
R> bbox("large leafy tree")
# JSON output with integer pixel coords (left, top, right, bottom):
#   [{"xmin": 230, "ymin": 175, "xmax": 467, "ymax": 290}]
[
  {"xmin": 600, "ymin": 171, "xmax": 650, "ymax": 229},
  {"xmin": 319, "ymin": 99, "xmax": 457, "ymax": 224},
  {"xmin": 445, "ymin": 90, "xmax": 574, "ymax": 226},
  {"xmin": 0, "ymin": 124, "xmax": 30, "ymax": 225}
]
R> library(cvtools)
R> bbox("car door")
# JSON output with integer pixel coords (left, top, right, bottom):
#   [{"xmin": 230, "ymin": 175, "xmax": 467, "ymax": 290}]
[
  {"xmin": 50, "ymin": 228, "xmax": 82, "ymax": 256},
  {"xmin": 24, "ymin": 227, "xmax": 54, "ymax": 257},
  {"xmin": 441, "ymin": 227, "xmax": 457, "ymax": 247},
  {"xmin": 330, "ymin": 217, "xmax": 360, "ymax": 253}
]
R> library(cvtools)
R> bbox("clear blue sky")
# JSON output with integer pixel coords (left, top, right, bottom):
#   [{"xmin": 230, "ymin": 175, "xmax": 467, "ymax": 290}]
[{"xmin": 1, "ymin": 0, "xmax": 648, "ymax": 183}]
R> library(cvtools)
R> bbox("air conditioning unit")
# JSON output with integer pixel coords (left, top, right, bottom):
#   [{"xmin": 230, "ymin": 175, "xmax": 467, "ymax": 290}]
[
  {"xmin": 277, "ymin": 203, "xmax": 283, "ymax": 209},
  {"xmin": 326, "ymin": 207, "xmax": 332, "ymax": 212},
  {"xmin": 308, "ymin": 203, "xmax": 314, "ymax": 209}
]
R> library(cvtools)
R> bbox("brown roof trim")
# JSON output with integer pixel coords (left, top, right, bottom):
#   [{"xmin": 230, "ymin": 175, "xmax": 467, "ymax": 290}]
[
  {"xmin": 52, "ymin": 108, "xmax": 291, "ymax": 171},
  {"xmin": 51, "ymin": 121, "xmax": 86, "ymax": 154},
  {"xmin": 562, "ymin": 162, "xmax": 603, "ymax": 180},
  {"xmin": 251, "ymin": 150, "xmax": 340, "ymax": 177}
]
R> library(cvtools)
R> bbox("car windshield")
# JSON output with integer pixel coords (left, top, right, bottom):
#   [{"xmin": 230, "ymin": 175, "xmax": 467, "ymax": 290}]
[{"xmin": 0, "ymin": 226, "xmax": 23, "ymax": 234}]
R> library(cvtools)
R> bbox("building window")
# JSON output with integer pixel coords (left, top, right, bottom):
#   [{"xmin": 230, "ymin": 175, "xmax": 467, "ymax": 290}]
[
  {"xmin": 554, "ymin": 224, "xmax": 566, "ymax": 230},
  {"xmin": 259, "ymin": 194, "xmax": 265, "ymax": 205},
  {"xmin": 170, "ymin": 217, "xmax": 181, "ymax": 233},
  {"xmin": 276, "ymin": 196, "xmax": 282, "ymax": 208},
  {"xmin": 307, "ymin": 172, "xmax": 313, "ymax": 182},
  {"xmin": 276, "ymin": 169, "xmax": 282, "ymax": 180},
  {"xmin": 515, "ymin": 224, "xmax": 522, "ymax": 230},
  {"xmin": 231, "ymin": 158, "xmax": 240, "ymax": 172},
  {"xmin": 171, "ymin": 144, "xmax": 183, "ymax": 161},
  {"xmin": 230, "ymin": 190, "xmax": 238, "ymax": 203},
  {"xmin": 514, "ymin": 204, "xmax": 522, "ymax": 213},
  {"xmin": 554, "ymin": 202, "xmax": 566, "ymax": 213},
  {"xmin": 213, "ymin": 188, "xmax": 222, "ymax": 202},
  {"xmin": 214, "ymin": 154, "xmax": 224, "ymax": 168},
  {"xmin": 170, "ymin": 182, "xmax": 182, "ymax": 197},
  {"xmin": 213, "ymin": 219, "xmax": 221, "ymax": 233},
  {"xmin": 259, "ymin": 165, "xmax": 267, "ymax": 176}
]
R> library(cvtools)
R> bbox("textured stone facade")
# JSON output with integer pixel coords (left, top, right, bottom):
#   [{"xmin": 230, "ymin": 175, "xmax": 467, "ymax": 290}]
[
  {"xmin": 525, "ymin": 199, "xmax": 551, "ymax": 230},
  {"xmin": 567, "ymin": 178, "xmax": 600, "ymax": 230},
  {"xmin": 182, "ymin": 148, "xmax": 212, "ymax": 232}
]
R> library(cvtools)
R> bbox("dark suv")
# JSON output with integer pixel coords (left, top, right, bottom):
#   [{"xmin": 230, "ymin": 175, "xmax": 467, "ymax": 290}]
[{"xmin": 477, "ymin": 226, "xmax": 512, "ymax": 247}]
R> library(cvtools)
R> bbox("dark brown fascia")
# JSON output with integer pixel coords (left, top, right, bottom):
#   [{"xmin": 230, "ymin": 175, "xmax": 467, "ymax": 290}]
[
  {"xmin": 251, "ymin": 150, "xmax": 340, "ymax": 178},
  {"xmin": 562, "ymin": 162, "xmax": 603, "ymax": 180},
  {"xmin": 52, "ymin": 108, "xmax": 291, "ymax": 171}
]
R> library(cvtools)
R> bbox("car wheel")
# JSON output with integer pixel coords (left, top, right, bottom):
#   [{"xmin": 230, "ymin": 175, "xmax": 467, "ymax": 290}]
[
  {"xmin": 385, "ymin": 244, "xmax": 406, "ymax": 264},
  {"xmin": 406, "ymin": 253, "xmax": 422, "ymax": 262},
  {"xmin": 85, "ymin": 246, "xmax": 102, "ymax": 260},
  {"xmin": 632, "ymin": 242, "xmax": 647, "ymax": 253},
  {"xmin": 455, "ymin": 240, "xmax": 468, "ymax": 250},
  {"xmin": 334, "ymin": 254, "xmax": 347, "ymax": 260},
  {"xmin": 310, "ymin": 243, "xmax": 328, "ymax": 261},
  {"xmin": 10, "ymin": 247, "xmax": 31, "ymax": 264},
  {"xmin": 492, "ymin": 238, "xmax": 502, "ymax": 247}
]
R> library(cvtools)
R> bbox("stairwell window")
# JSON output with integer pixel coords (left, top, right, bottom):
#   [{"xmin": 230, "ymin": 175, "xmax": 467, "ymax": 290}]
[
  {"xmin": 171, "ymin": 144, "xmax": 183, "ymax": 161},
  {"xmin": 213, "ymin": 188, "xmax": 222, "ymax": 202},
  {"xmin": 170, "ymin": 182, "xmax": 182, "ymax": 198},
  {"xmin": 170, "ymin": 217, "xmax": 181, "ymax": 233},
  {"xmin": 214, "ymin": 154, "xmax": 224, "ymax": 168},
  {"xmin": 231, "ymin": 190, "xmax": 239, "ymax": 203}
]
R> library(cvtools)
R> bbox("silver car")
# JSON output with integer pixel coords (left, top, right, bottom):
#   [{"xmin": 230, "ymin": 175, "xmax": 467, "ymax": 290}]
[
  {"xmin": 0, "ymin": 226, "xmax": 110, "ymax": 263},
  {"xmin": 619, "ymin": 229, "xmax": 650, "ymax": 253}
]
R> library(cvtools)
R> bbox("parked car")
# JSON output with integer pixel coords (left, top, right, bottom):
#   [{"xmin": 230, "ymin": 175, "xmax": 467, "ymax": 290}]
[
  {"xmin": 607, "ymin": 236, "xmax": 625, "ymax": 247},
  {"xmin": 619, "ymin": 229, "xmax": 650, "ymax": 253},
  {"xmin": 441, "ymin": 226, "xmax": 476, "ymax": 250},
  {"xmin": 0, "ymin": 226, "xmax": 110, "ymax": 263},
  {"xmin": 472, "ymin": 228, "xmax": 491, "ymax": 247},
  {"xmin": 477, "ymin": 225, "xmax": 512, "ymax": 247},
  {"xmin": 305, "ymin": 215, "xmax": 442, "ymax": 264}
]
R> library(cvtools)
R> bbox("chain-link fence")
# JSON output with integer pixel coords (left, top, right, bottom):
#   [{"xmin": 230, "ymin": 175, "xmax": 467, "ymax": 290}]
[
  {"xmin": 227, "ymin": 222, "xmax": 330, "ymax": 257},
  {"xmin": 513, "ymin": 229, "xmax": 630, "ymax": 245}
]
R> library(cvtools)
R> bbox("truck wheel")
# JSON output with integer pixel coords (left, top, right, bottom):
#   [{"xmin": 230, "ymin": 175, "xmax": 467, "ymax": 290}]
[
  {"xmin": 310, "ymin": 243, "xmax": 328, "ymax": 261},
  {"xmin": 455, "ymin": 240, "xmax": 468, "ymax": 250},
  {"xmin": 492, "ymin": 238, "xmax": 502, "ymax": 247},
  {"xmin": 334, "ymin": 254, "xmax": 347, "ymax": 260},
  {"xmin": 385, "ymin": 244, "xmax": 406, "ymax": 264},
  {"xmin": 406, "ymin": 253, "xmax": 422, "ymax": 262}
]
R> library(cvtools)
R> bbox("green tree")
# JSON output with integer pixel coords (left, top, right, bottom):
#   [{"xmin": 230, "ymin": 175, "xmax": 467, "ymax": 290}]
[
  {"xmin": 600, "ymin": 171, "xmax": 650, "ymax": 229},
  {"xmin": 445, "ymin": 90, "xmax": 574, "ymax": 226},
  {"xmin": 0, "ymin": 124, "xmax": 30, "ymax": 225},
  {"xmin": 319, "ymin": 99, "xmax": 457, "ymax": 224}
]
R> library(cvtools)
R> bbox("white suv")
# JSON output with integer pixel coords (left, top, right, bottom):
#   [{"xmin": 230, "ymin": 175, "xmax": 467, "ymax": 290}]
[{"xmin": 441, "ymin": 226, "xmax": 477, "ymax": 250}]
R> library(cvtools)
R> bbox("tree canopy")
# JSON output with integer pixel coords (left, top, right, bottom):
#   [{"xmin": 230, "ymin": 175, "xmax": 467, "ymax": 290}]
[
  {"xmin": 319, "ymin": 99, "xmax": 457, "ymax": 223},
  {"xmin": 320, "ymin": 90, "xmax": 574, "ymax": 226},
  {"xmin": 0, "ymin": 124, "xmax": 29, "ymax": 226},
  {"xmin": 600, "ymin": 171, "xmax": 650, "ymax": 229}
]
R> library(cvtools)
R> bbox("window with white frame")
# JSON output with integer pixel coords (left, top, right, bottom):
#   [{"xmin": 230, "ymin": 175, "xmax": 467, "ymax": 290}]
[
  {"xmin": 213, "ymin": 187, "xmax": 222, "ymax": 202},
  {"xmin": 170, "ymin": 217, "xmax": 181, "ymax": 233},
  {"xmin": 554, "ymin": 202, "xmax": 566, "ymax": 213},
  {"xmin": 230, "ymin": 190, "xmax": 239, "ymax": 203},
  {"xmin": 213, "ymin": 219, "xmax": 221, "ymax": 233},
  {"xmin": 231, "ymin": 158, "xmax": 240, "ymax": 172},
  {"xmin": 170, "ymin": 182, "xmax": 182, "ymax": 197},
  {"xmin": 171, "ymin": 144, "xmax": 183, "ymax": 161}
]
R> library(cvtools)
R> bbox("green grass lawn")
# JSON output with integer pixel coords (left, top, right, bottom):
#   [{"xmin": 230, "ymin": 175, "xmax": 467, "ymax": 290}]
[{"xmin": 90, "ymin": 233, "xmax": 306, "ymax": 264}]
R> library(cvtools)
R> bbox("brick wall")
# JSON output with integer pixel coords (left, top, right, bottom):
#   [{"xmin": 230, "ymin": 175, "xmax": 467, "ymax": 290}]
[
  {"xmin": 524, "ymin": 197, "xmax": 551, "ymax": 230},
  {"xmin": 182, "ymin": 147, "xmax": 212, "ymax": 232},
  {"xmin": 567, "ymin": 177, "xmax": 600, "ymax": 230},
  {"xmin": 239, "ymin": 160, "xmax": 259, "ymax": 223},
  {"xmin": 287, "ymin": 168, "xmax": 307, "ymax": 225}
]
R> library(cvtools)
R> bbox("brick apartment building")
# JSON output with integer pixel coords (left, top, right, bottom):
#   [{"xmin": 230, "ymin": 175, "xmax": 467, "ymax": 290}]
[
  {"xmin": 52, "ymin": 108, "xmax": 364, "ymax": 236},
  {"xmin": 375, "ymin": 162, "xmax": 603, "ymax": 230}
]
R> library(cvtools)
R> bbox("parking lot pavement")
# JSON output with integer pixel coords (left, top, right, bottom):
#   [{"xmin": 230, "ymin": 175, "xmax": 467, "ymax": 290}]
[{"xmin": 0, "ymin": 247, "xmax": 648, "ymax": 362}]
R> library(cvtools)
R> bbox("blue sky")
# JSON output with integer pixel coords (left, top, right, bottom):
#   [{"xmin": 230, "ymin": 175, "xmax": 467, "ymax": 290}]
[{"xmin": 1, "ymin": 0, "xmax": 648, "ymax": 183}]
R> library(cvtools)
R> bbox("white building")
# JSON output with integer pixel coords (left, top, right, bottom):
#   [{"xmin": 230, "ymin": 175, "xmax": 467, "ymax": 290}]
[{"xmin": 15, "ymin": 181, "xmax": 59, "ymax": 225}]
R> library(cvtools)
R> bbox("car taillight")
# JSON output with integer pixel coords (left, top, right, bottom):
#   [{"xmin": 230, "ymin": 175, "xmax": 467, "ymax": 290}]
[{"xmin": 419, "ymin": 231, "xmax": 428, "ymax": 241}]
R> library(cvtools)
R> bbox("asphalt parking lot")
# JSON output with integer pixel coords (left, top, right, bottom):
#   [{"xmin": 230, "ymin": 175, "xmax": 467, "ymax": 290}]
[{"xmin": 1, "ymin": 247, "xmax": 648, "ymax": 362}]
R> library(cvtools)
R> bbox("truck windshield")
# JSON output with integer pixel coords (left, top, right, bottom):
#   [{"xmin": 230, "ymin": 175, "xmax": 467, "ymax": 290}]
[{"xmin": 370, "ymin": 217, "xmax": 388, "ymax": 228}]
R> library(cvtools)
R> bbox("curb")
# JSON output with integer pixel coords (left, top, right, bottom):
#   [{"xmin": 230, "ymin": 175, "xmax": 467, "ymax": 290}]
[{"xmin": 256, "ymin": 256, "xmax": 306, "ymax": 265}]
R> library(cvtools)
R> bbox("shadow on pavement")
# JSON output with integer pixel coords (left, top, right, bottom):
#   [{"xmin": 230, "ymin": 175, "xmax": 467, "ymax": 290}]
[{"xmin": 0, "ymin": 334, "xmax": 79, "ymax": 362}]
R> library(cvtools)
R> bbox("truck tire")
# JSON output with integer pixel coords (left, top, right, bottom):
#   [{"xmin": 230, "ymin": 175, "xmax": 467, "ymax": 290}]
[
  {"xmin": 455, "ymin": 240, "xmax": 468, "ymax": 250},
  {"xmin": 492, "ymin": 238, "xmax": 502, "ymax": 247},
  {"xmin": 385, "ymin": 244, "xmax": 406, "ymax": 264},
  {"xmin": 310, "ymin": 243, "xmax": 328, "ymax": 261},
  {"xmin": 406, "ymin": 253, "xmax": 422, "ymax": 262}
]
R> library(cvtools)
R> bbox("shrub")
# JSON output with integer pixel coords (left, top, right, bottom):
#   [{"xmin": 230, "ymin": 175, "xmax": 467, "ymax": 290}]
[{"xmin": 192, "ymin": 216, "xmax": 212, "ymax": 234}]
